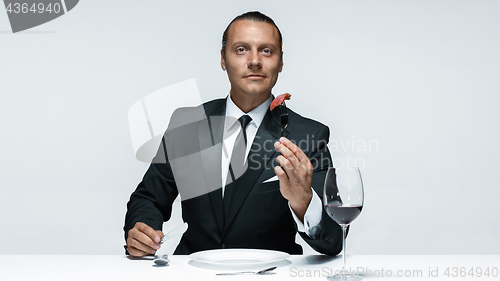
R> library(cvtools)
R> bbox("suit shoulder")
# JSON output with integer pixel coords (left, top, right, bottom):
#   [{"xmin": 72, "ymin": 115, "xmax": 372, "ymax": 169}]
[
  {"xmin": 287, "ymin": 107, "xmax": 328, "ymax": 132},
  {"xmin": 169, "ymin": 98, "xmax": 225, "ymax": 128},
  {"xmin": 202, "ymin": 98, "xmax": 226, "ymax": 114},
  {"xmin": 172, "ymin": 98, "xmax": 225, "ymax": 113}
]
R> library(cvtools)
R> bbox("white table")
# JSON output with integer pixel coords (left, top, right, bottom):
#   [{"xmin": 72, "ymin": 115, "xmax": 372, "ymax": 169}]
[{"xmin": 0, "ymin": 255, "xmax": 498, "ymax": 281}]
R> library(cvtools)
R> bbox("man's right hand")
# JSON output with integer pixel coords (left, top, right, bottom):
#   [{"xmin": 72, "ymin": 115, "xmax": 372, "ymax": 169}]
[{"xmin": 126, "ymin": 222, "xmax": 164, "ymax": 257}]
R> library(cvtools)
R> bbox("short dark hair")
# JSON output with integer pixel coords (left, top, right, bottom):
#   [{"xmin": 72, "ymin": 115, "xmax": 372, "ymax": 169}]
[{"xmin": 221, "ymin": 11, "xmax": 283, "ymax": 54}]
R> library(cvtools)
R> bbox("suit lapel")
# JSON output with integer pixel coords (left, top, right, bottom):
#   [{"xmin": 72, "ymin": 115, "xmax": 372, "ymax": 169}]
[
  {"xmin": 222, "ymin": 107, "xmax": 287, "ymax": 234},
  {"xmin": 196, "ymin": 98, "xmax": 290, "ymax": 236},
  {"xmin": 198, "ymin": 103, "xmax": 226, "ymax": 233}
]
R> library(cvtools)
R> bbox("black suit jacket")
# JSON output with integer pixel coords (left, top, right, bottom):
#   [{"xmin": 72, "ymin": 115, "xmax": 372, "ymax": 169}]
[{"xmin": 124, "ymin": 98, "xmax": 342, "ymax": 255}]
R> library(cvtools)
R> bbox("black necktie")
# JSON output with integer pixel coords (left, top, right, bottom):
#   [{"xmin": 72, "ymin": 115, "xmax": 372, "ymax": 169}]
[{"xmin": 224, "ymin": 115, "xmax": 252, "ymax": 214}]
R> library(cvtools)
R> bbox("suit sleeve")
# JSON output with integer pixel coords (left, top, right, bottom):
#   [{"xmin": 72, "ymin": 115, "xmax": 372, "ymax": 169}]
[
  {"xmin": 123, "ymin": 114, "xmax": 179, "ymax": 241},
  {"xmin": 297, "ymin": 125, "xmax": 344, "ymax": 256}
]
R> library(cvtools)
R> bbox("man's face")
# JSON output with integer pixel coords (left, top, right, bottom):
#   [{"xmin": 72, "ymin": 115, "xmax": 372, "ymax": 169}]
[{"xmin": 221, "ymin": 20, "xmax": 283, "ymax": 101}]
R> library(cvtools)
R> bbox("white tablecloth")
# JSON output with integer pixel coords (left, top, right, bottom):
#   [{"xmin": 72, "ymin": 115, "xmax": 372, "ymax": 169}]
[{"xmin": 0, "ymin": 255, "xmax": 498, "ymax": 281}]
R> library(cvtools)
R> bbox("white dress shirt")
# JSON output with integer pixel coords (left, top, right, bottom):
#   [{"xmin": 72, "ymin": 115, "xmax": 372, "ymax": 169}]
[
  {"xmin": 221, "ymin": 95, "xmax": 271, "ymax": 189},
  {"xmin": 221, "ymin": 94, "xmax": 322, "ymax": 236}
]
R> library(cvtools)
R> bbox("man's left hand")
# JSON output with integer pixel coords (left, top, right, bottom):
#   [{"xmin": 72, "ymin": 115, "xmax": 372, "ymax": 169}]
[{"xmin": 274, "ymin": 137, "xmax": 314, "ymax": 222}]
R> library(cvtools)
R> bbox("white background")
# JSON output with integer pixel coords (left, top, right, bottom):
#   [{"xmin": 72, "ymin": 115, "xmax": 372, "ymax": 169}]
[{"xmin": 0, "ymin": 0, "xmax": 498, "ymax": 255}]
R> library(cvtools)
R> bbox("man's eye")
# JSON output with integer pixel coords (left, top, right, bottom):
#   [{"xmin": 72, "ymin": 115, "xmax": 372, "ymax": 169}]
[
  {"xmin": 262, "ymin": 49, "xmax": 272, "ymax": 55},
  {"xmin": 236, "ymin": 47, "xmax": 246, "ymax": 53}
]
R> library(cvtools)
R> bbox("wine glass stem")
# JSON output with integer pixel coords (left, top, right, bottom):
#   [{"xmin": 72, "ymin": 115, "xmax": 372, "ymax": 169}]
[{"xmin": 342, "ymin": 225, "xmax": 347, "ymax": 271}]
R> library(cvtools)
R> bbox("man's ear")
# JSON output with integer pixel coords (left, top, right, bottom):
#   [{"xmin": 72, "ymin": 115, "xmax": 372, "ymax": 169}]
[
  {"xmin": 220, "ymin": 50, "xmax": 226, "ymax": 71},
  {"xmin": 278, "ymin": 51, "xmax": 284, "ymax": 73}
]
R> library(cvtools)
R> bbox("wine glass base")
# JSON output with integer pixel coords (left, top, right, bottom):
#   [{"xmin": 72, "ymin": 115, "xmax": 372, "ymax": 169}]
[{"xmin": 327, "ymin": 271, "xmax": 362, "ymax": 281}]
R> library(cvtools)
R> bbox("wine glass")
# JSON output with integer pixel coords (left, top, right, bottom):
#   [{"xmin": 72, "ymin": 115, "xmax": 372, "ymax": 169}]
[{"xmin": 323, "ymin": 166, "xmax": 364, "ymax": 281}]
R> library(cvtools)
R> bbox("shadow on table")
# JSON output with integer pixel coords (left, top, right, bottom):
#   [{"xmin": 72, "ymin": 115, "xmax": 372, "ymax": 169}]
[
  {"xmin": 152, "ymin": 264, "xmax": 170, "ymax": 268},
  {"xmin": 305, "ymin": 254, "xmax": 341, "ymax": 265},
  {"xmin": 188, "ymin": 259, "xmax": 291, "ymax": 271}
]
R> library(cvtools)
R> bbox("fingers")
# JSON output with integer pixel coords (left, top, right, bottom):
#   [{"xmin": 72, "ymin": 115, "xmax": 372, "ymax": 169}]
[
  {"xmin": 155, "ymin": 230, "xmax": 165, "ymax": 243},
  {"xmin": 127, "ymin": 236, "xmax": 155, "ymax": 257},
  {"xmin": 274, "ymin": 165, "xmax": 289, "ymax": 183},
  {"xmin": 274, "ymin": 137, "xmax": 314, "ymax": 218},
  {"xmin": 276, "ymin": 137, "xmax": 311, "ymax": 166},
  {"xmin": 274, "ymin": 137, "xmax": 313, "ymax": 180},
  {"xmin": 136, "ymin": 222, "xmax": 163, "ymax": 243},
  {"xmin": 274, "ymin": 141, "xmax": 298, "ymax": 170},
  {"xmin": 127, "ymin": 222, "xmax": 163, "ymax": 257}
]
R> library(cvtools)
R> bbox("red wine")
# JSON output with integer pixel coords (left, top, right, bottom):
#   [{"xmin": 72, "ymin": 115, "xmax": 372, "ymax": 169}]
[{"xmin": 325, "ymin": 204, "xmax": 363, "ymax": 225}]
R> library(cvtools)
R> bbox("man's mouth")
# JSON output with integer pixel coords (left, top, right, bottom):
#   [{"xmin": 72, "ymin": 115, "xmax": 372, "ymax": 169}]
[{"xmin": 245, "ymin": 74, "xmax": 265, "ymax": 80}]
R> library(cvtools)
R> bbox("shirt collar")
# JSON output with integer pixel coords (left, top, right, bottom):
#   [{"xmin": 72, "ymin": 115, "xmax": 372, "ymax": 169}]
[{"xmin": 225, "ymin": 94, "xmax": 272, "ymax": 131}]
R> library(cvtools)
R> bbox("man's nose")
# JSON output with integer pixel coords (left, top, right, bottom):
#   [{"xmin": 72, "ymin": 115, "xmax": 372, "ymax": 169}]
[{"xmin": 248, "ymin": 50, "xmax": 262, "ymax": 68}]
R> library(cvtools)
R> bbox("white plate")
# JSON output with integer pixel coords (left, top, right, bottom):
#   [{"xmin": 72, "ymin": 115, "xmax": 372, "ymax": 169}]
[{"xmin": 189, "ymin": 249, "xmax": 290, "ymax": 266}]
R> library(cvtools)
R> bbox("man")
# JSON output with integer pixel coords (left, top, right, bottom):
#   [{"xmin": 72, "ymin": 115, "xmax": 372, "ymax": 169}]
[{"xmin": 124, "ymin": 11, "xmax": 342, "ymax": 256}]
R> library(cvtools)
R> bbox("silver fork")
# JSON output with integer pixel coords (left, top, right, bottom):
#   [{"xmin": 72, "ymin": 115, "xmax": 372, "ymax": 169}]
[
  {"xmin": 279, "ymin": 103, "xmax": 288, "ymax": 136},
  {"xmin": 216, "ymin": 266, "xmax": 277, "ymax": 275}
]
